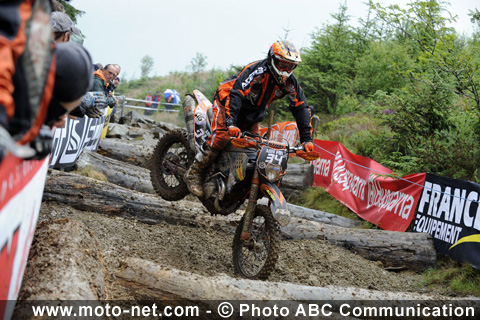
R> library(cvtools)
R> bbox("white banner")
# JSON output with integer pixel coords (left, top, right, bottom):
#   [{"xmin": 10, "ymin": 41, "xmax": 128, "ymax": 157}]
[{"xmin": 49, "ymin": 109, "xmax": 107, "ymax": 168}]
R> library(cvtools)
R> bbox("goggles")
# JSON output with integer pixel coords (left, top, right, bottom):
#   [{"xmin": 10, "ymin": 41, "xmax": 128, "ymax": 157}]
[{"xmin": 275, "ymin": 58, "xmax": 297, "ymax": 72}]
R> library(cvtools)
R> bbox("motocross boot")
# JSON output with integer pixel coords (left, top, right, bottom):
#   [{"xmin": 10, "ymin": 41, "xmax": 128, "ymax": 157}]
[{"xmin": 184, "ymin": 148, "xmax": 219, "ymax": 198}]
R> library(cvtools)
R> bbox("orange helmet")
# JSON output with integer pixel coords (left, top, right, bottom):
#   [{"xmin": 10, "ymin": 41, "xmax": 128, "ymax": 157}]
[{"xmin": 267, "ymin": 40, "xmax": 301, "ymax": 84}]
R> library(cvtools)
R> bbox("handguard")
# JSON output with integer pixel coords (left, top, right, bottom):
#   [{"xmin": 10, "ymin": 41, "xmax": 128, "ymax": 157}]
[{"xmin": 296, "ymin": 149, "xmax": 321, "ymax": 161}]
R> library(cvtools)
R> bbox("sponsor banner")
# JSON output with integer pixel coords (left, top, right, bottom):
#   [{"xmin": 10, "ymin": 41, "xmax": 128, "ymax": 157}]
[
  {"xmin": 100, "ymin": 106, "xmax": 113, "ymax": 139},
  {"xmin": 49, "ymin": 110, "xmax": 107, "ymax": 169},
  {"xmin": 0, "ymin": 155, "xmax": 49, "ymax": 320},
  {"xmin": 311, "ymin": 139, "xmax": 426, "ymax": 231},
  {"xmin": 413, "ymin": 173, "xmax": 480, "ymax": 267},
  {"xmin": 259, "ymin": 121, "xmax": 299, "ymax": 147}
]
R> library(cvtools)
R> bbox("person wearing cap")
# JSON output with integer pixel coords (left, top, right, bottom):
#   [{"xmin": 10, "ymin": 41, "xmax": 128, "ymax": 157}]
[
  {"xmin": 51, "ymin": 11, "xmax": 82, "ymax": 43},
  {"xmin": 0, "ymin": 0, "xmax": 93, "ymax": 161},
  {"xmin": 46, "ymin": 42, "xmax": 95, "ymax": 128}
]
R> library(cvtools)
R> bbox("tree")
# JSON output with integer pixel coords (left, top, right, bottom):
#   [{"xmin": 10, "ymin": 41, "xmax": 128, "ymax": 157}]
[
  {"xmin": 297, "ymin": 3, "xmax": 364, "ymax": 114},
  {"xmin": 188, "ymin": 53, "xmax": 207, "ymax": 74},
  {"xmin": 369, "ymin": 0, "xmax": 480, "ymax": 110},
  {"xmin": 55, "ymin": 0, "xmax": 84, "ymax": 23},
  {"xmin": 140, "ymin": 55, "xmax": 154, "ymax": 78}
]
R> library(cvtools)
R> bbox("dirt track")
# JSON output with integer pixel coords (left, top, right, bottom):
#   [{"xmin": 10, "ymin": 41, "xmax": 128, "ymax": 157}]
[{"xmin": 18, "ymin": 195, "xmax": 458, "ymax": 302}]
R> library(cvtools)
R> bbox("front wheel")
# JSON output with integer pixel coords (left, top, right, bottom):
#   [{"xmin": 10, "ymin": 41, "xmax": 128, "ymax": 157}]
[
  {"xmin": 150, "ymin": 129, "xmax": 194, "ymax": 201},
  {"xmin": 232, "ymin": 204, "xmax": 280, "ymax": 280}
]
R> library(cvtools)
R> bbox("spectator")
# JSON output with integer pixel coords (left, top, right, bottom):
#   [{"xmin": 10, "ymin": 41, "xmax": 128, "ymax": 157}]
[
  {"xmin": 46, "ymin": 43, "xmax": 94, "ymax": 128},
  {"xmin": 113, "ymin": 64, "xmax": 121, "ymax": 78},
  {"xmin": 165, "ymin": 94, "xmax": 174, "ymax": 113},
  {"xmin": 152, "ymin": 91, "xmax": 160, "ymax": 112},
  {"xmin": 51, "ymin": 11, "xmax": 82, "ymax": 43},
  {"xmin": 94, "ymin": 63, "xmax": 103, "ymax": 71},
  {"xmin": 144, "ymin": 91, "xmax": 154, "ymax": 115},
  {"xmin": 91, "ymin": 64, "xmax": 119, "ymax": 110},
  {"xmin": 1, "ymin": 0, "xmax": 92, "ymax": 161}
]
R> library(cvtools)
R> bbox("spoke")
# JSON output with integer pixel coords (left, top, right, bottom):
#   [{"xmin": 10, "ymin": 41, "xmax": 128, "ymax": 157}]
[{"xmin": 240, "ymin": 217, "xmax": 269, "ymax": 277}]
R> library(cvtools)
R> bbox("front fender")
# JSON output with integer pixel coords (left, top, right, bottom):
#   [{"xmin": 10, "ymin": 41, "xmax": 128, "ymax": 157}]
[{"xmin": 260, "ymin": 181, "xmax": 291, "ymax": 226}]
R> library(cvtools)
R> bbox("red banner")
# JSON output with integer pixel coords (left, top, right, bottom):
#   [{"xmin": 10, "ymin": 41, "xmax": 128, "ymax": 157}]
[
  {"xmin": 311, "ymin": 139, "xmax": 426, "ymax": 231},
  {"xmin": 0, "ymin": 155, "xmax": 49, "ymax": 320}
]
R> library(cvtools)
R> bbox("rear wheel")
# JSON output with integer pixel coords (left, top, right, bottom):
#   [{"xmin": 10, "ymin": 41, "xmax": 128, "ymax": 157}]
[
  {"xmin": 150, "ymin": 129, "xmax": 194, "ymax": 201},
  {"xmin": 232, "ymin": 204, "xmax": 280, "ymax": 280}
]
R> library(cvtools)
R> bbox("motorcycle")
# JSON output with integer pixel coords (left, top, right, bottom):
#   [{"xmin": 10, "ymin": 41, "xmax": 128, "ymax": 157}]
[{"xmin": 149, "ymin": 90, "xmax": 320, "ymax": 280}]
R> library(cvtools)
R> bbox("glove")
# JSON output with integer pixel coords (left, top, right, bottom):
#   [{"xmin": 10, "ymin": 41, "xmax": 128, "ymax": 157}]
[
  {"xmin": 228, "ymin": 125, "xmax": 241, "ymax": 138},
  {"xmin": 28, "ymin": 125, "xmax": 53, "ymax": 160},
  {"xmin": 82, "ymin": 92, "xmax": 95, "ymax": 108},
  {"xmin": 303, "ymin": 141, "xmax": 314, "ymax": 153},
  {"xmin": 85, "ymin": 106, "xmax": 103, "ymax": 118}
]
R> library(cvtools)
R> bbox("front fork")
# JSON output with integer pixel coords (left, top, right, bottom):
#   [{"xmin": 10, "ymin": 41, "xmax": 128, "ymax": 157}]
[{"xmin": 240, "ymin": 170, "xmax": 260, "ymax": 242}]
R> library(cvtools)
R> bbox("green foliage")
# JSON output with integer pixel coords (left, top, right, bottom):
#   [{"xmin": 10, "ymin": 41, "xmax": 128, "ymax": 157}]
[
  {"xmin": 59, "ymin": 0, "xmax": 84, "ymax": 23},
  {"xmin": 188, "ymin": 52, "xmax": 208, "ymax": 74},
  {"xmin": 290, "ymin": 187, "xmax": 360, "ymax": 221},
  {"xmin": 421, "ymin": 256, "xmax": 480, "ymax": 296},
  {"xmin": 140, "ymin": 55, "xmax": 154, "ymax": 78},
  {"xmin": 297, "ymin": 3, "xmax": 361, "ymax": 114},
  {"xmin": 354, "ymin": 41, "xmax": 412, "ymax": 95},
  {"xmin": 370, "ymin": 0, "xmax": 480, "ymax": 110}
]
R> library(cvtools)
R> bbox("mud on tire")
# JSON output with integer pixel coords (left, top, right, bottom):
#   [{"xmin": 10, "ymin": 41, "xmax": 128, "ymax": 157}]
[
  {"xmin": 232, "ymin": 204, "xmax": 280, "ymax": 280},
  {"xmin": 150, "ymin": 129, "xmax": 194, "ymax": 201}
]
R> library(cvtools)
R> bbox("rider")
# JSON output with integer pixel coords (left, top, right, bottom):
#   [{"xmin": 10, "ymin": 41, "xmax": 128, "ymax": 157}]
[{"xmin": 185, "ymin": 40, "xmax": 315, "ymax": 197}]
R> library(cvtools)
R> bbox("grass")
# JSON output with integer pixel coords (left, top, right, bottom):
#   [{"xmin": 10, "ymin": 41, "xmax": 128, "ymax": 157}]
[
  {"xmin": 421, "ymin": 256, "xmax": 480, "ymax": 297},
  {"xmin": 288, "ymin": 186, "xmax": 360, "ymax": 221}
]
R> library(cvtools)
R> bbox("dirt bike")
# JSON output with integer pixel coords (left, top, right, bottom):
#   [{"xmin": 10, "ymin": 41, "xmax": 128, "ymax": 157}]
[{"xmin": 149, "ymin": 90, "xmax": 320, "ymax": 280}]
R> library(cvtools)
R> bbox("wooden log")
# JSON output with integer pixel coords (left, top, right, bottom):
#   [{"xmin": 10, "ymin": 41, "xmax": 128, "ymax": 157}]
[
  {"xmin": 43, "ymin": 170, "xmax": 436, "ymax": 271},
  {"xmin": 97, "ymin": 138, "xmax": 153, "ymax": 168},
  {"xmin": 281, "ymin": 162, "xmax": 313, "ymax": 196},
  {"xmin": 288, "ymin": 203, "xmax": 362, "ymax": 228},
  {"xmin": 76, "ymin": 149, "xmax": 154, "ymax": 194},
  {"xmin": 43, "ymin": 170, "xmax": 207, "ymax": 227},
  {"xmin": 117, "ymin": 257, "xmax": 455, "ymax": 302},
  {"xmin": 281, "ymin": 218, "xmax": 436, "ymax": 272}
]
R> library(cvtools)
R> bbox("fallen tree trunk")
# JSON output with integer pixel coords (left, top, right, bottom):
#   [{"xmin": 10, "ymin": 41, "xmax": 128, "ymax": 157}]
[
  {"xmin": 43, "ymin": 170, "xmax": 206, "ymax": 227},
  {"xmin": 76, "ymin": 149, "xmax": 154, "ymax": 194},
  {"xmin": 97, "ymin": 138, "xmax": 153, "ymax": 168},
  {"xmin": 282, "ymin": 219, "xmax": 436, "ymax": 272},
  {"xmin": 117, "ymin": 257, "xmax": 456, "ymax": 302},
  {"xmin": 287, "ymin": 203, "xmax": 362, "ymax": 228},
  {"xmin": 281, "ymin": 162, "xmax": 313, "ymax": 196},
  {"xmin": 43, "ymin": 170, "xmax": 436, "ymax": 271}
]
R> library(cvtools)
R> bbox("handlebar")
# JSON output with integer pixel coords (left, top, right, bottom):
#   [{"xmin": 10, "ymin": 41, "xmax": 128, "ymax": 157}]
[{"xmin": 230, "ymin": 131, "xmax": 321, "ymax": 161}]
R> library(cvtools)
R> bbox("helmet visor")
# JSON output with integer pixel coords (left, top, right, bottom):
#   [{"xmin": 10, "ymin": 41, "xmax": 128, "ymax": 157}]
[{"xmin": 275, "ymin": 58, "xmax": 297, "ymax": 72}]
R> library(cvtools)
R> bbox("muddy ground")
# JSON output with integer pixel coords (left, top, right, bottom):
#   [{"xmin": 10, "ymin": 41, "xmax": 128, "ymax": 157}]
[{"xmin": 18, "ymin": 194, "xmax": 460, "ymax": 302}]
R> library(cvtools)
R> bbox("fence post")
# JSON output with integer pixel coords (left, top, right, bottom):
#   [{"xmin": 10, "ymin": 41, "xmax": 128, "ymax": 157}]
[{"xmin": 120, "ymin": 95, "xmax": 126, "ymax": 117}]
